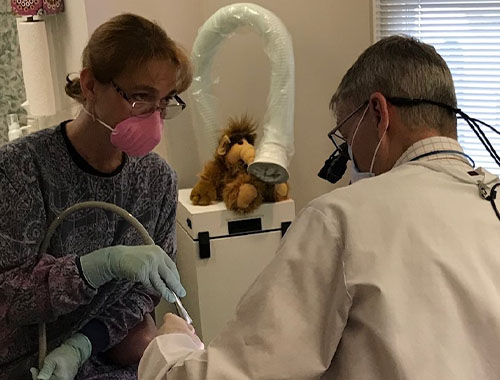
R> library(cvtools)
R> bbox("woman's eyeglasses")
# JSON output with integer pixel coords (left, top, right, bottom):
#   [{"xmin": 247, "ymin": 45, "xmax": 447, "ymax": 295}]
[{"xmin": 111, "ymin": 80, "xmax": 186, "ymax": 120}]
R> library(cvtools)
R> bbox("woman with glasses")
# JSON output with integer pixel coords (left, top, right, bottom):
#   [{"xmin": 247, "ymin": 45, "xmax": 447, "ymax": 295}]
[{"xmin": 0, "ymin": 13, "xmax": 191, "ymax": 380}]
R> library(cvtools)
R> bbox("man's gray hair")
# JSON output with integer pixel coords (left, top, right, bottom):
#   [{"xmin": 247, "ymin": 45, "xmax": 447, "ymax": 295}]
[{"xmin": 330, "ymin": 35, "xmax": 457, "ymax": 137}]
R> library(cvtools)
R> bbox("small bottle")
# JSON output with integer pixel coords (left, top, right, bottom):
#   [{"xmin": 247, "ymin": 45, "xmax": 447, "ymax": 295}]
[
  {"xmin": 7, "ymin": 114, "xmax": 23, "ymax": 141},
  {"xmin": 24, "ymin": 116, "xmax": 40, "ymax": 136}
]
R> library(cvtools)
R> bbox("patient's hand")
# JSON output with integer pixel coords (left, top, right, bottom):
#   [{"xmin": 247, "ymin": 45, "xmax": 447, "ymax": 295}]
[{"xmin": 105, "ymin": 313, "xmax": 158, "ymax": 366}]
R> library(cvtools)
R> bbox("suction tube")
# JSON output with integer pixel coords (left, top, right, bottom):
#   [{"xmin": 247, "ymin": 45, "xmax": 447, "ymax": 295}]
[
  {"xmin": 38, "ymin": 201, "xmax": 192, "ymax": 369},
  {"xmin": 191, "ymin": 3, "xmax": 295, "ymax": 183}
]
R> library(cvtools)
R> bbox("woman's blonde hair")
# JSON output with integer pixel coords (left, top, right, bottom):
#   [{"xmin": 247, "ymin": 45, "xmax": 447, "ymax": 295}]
[{"xmin": 65, "ymin": 13, "xmax": 193, "ymax": 103}]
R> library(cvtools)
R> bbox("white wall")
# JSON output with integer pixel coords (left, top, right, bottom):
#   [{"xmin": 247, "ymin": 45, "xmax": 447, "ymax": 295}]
[{"xmin": 45, "ymin": 0, "xmax": 373, "ymax": 212}]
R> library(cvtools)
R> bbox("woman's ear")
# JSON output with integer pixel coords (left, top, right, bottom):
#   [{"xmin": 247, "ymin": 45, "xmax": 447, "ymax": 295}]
[
  {"xmin": 369, "ymin": 92, "xmax": 390, "ymax": 138},
  {"xmin": 80, "ymin": 68, "xmax": 96, "ymax": 103},
  {"xmin": 217, "ymin": 135, "xmax": 231, "ymax": 156}
]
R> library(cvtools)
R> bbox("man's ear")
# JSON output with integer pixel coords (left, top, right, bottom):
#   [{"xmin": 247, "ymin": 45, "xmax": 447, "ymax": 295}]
[
  {"xmin": 369, "ymin": 92, "xmax": 390, "ymax": 138},
  {"xmin": 80, "ymin": 68, "xmax": 97, "ymax": 103},
  {"xmin": 217, "ymin": 135, "xmax": 231, "ymax": 156}
]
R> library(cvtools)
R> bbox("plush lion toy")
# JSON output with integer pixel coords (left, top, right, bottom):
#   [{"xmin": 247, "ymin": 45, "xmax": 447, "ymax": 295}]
[{"xmin": 190, "ymin": 115, "xmax": 289, "ymax": 214}]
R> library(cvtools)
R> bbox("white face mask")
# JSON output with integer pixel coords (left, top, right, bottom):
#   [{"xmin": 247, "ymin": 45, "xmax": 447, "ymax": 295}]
[
  {"xmin": 348, "ymin": 144, "xmax": 374, "ymax": 183},
  {"xmin": 348, "ymin": 105, "xmax": 388, "ymax": 184}
]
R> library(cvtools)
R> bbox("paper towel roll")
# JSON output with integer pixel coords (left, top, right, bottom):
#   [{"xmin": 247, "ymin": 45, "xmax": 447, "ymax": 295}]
[{"xmin": 17, "ymin": 20, "xmax": 56, "ymax": 116}]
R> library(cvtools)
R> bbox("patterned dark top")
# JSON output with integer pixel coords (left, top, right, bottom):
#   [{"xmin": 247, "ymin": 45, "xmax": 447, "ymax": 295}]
[{"xmin": 0, "ymin": 122, "xmax": 178, "ymax": 379}]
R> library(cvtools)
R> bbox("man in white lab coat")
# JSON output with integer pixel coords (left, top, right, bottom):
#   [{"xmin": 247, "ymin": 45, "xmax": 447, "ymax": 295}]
[{"xmin": 139, "ymin": 35, "xmax": 500, "ymax": 379}]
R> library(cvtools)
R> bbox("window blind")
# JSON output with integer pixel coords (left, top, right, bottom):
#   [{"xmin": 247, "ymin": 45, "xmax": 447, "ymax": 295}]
[{"xmin": 374, "ymin": 0, "xmax": 500, "ymax": 174}]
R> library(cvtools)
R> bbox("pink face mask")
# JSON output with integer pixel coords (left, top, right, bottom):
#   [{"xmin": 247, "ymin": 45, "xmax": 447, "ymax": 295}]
[{"xmin": 82, "ymin": 108, "xmax": 163, "ymax": 156}]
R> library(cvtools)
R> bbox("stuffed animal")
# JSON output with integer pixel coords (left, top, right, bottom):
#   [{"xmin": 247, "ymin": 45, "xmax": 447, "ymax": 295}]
[{"xmin": 190, "ymin": 115, "xmax": 289, "ymax": 214}]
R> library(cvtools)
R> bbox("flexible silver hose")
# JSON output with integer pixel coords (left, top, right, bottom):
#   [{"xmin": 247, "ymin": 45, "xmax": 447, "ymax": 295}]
[{"xmin": 38, "ymin": 201, "xmax": 192, "ymax": 369}]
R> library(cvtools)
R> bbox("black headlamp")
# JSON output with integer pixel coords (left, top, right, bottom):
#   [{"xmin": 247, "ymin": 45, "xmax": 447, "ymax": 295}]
[{"xmin": 318, "ymin": 142, "xmax": 349, "ymax": 184}]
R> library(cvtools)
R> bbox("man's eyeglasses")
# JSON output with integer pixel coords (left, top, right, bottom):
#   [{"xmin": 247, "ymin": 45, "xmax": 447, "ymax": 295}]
[
  {"xmin": 327, "ymin": 101, "xmax": 368, "ymax": 148},
  {"xmin": 111, "ymin": 80, "xmax": 186, "ymax": 120},
  {"xmin": 319, "ymin": 100, "xmax": 369, "ymax": 183}
]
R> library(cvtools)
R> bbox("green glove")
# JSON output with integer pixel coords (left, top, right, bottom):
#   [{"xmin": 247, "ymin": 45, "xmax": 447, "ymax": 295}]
[
  {"xmin": 30, "ymin": 333, "xmax": 91, "ymax": 380},
  {"xmin": 80, "ymin": 245, "xmax": 186, "ymax": 303}
]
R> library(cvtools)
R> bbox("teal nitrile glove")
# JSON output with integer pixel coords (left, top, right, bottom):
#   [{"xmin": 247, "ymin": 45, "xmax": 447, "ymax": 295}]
[
  {"xmin": 79, "ymin": 245, "xmax": 186, "ymax": 303},
  {"xmin": 30, "ymin": 333, "xmax": 91, "ymax": 380}
]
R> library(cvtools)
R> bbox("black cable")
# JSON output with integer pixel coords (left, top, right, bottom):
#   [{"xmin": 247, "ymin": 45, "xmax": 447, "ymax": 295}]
[
  {"xmin": 386, "ymin": 96, "xmax": 500, "ymax": 168},
  {"xmin": 488, "ymin": 183, "xmax": 500, "ymax": 221},
  {"xmin": 461, "ymin": 114, "xmax": 500, "ymax": 167},
  {"xmin": 471, "ymin": 118, "xmax": 500, "ymax": 136},
  {"xmin": 464, "ymin": 116, "xmax": 500, "ymax": 166}
]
